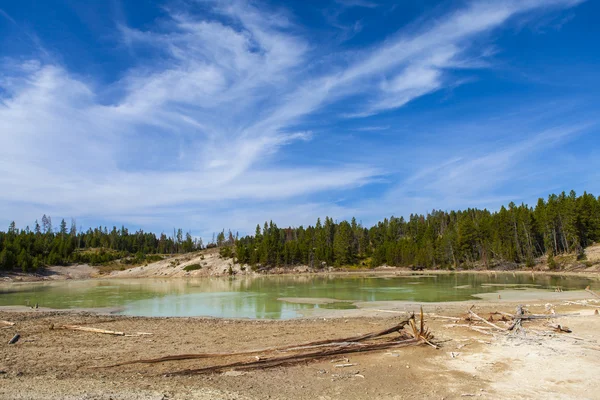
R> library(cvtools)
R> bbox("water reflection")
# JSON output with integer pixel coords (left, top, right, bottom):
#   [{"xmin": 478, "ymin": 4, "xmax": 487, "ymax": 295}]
[{"xmin": 0, "ymin": 273, "xmax": 596, "ymax": 319}]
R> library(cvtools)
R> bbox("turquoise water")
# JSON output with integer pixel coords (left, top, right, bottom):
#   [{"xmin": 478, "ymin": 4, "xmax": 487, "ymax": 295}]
[{"xmin": 0, "ymin": 274, "xmax": 594, "ymax": 319}]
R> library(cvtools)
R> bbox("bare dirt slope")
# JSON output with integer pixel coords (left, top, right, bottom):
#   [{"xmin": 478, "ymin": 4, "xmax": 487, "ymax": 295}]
[
  {"xmin": 109, "ymin": 248, "xmax": 249, "ymax": 279},
  {"xmin": 585, "ymin": 243, "xmax": 600, "ymax": 263},
  {"xmin": 1, "ymin": 298, "xmax": 599, "ymax": 399}
]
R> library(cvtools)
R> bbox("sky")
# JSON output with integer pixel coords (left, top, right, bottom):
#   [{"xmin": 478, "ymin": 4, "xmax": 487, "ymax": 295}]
[{"xmin": 1, "ymin": 0, "xmax": 599, "ymax": 239}]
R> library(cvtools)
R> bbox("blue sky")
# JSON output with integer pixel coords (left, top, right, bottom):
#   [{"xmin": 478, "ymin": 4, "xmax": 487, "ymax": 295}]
[{"xmin": 1, "ymin": 0, "xmax": 599, "ymax": 238}]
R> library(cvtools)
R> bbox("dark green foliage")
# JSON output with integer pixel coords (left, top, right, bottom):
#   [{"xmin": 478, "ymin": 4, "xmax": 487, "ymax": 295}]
[
  {"xmin": 183, "ymin": 263, "xmax": 202, "ymax": 271},
  {"xmin": 219, "ymin": 246, "xmax": 234, "ymax": 258},
  {"xmin": 234, "ymin": 191, "xmax": 600, "ymax": 269},
  {"xmin": 0, "ymin": 218, "xmax": 201, "ymax": 272},
  {"xmin": 547, "ymin": 253, "xmax": 557, "ymax": 270}
]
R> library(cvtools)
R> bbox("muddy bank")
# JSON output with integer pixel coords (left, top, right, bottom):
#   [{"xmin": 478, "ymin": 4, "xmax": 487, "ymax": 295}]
[{"xmin": 1, "ymin": 297, "xmax": 599, "ymax": 399}]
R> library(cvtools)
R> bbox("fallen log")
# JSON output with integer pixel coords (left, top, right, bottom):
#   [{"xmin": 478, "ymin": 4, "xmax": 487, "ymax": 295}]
[
  {"xmin": 62, "ymin": 325, "xmax": 125, "ymax": 336},
  {"xmin": 167, "ymin": 338, "xmax": 423, "ymax": 376},
  {"xmin": 101, "ymin": 319, "xmax": 414, "ymax": 368},
  {"xmin": 101, "ymin": 311, "xmax": 436, "ymax": 374}
]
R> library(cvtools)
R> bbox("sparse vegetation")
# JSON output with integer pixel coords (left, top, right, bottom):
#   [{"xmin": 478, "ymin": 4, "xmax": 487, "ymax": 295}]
[{"xmin": 183, "ymin": 264, "xmax": 202, "ymax": 272}]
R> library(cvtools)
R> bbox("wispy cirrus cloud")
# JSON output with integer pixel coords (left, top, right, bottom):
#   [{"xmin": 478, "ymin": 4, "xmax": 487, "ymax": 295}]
[
  {"xmin": 353, "ymin": 116, "xmax": 596, "ymax": 225},
  {"xmin": 0, "ymin": 0, "xmax": 589, "ymax": 236}
]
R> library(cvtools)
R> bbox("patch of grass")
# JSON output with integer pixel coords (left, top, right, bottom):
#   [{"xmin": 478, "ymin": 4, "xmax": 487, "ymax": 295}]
[
  {"xmin": 183, "ymin": 263, "xmax": 202, "ymax": 272},
  {"xmin": 145, "ymin": 254, "xmax": 164, "ymax": 263}
]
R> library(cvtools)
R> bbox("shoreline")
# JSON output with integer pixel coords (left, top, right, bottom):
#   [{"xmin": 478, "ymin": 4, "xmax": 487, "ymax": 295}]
[
  {"xmin": 3, "ymin": 264, "xmax": 600, "ymax": 283},
  {"xmin": 1, "ymin": 296, "xmax": 599, "ymax": 399}
]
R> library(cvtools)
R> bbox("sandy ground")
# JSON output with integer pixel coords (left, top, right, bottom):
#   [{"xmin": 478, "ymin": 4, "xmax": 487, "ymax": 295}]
[
  {"xmin": 586, "ymin": 245, "xmax": 600, "ymax": 263},
  {"xmin": 2, "ymin": 295, "xmax": 600, "ymax": 400},
  {"xmin": 109, "ymin": 249, "xmax": 250, "ymax": 279},
  {"xmin": 1, "ymin": 264, "xmax": 100, "ymax": 283},
  {"xmin": 108, "ymin": 248, "xmax": 319, "ymax": 279}
]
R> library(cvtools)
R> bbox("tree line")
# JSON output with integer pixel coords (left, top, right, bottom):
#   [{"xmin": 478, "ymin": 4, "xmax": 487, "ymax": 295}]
[
  {"xmin": 234, "ymin": 191, "xmax": 600, "ymax": 269},
  {"xmin": 0, "ymin": 215, "xmax": 203, "ymax": 271},
  {"xmin": 2, "ymin": 190, "xmax": 599, "ymax": 272}
]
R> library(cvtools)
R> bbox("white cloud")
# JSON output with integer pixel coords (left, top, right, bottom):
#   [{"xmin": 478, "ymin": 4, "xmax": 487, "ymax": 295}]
[
  {"xmin": 0, "ymin": 0, "xmax": 587, "ymax": 236},
  {"xmin": 351, "ymin": 121, "xmax": 595, "ymax": 226}
]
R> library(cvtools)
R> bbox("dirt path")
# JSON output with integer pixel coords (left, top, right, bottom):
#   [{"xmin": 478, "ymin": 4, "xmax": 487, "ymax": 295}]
[{"xmin": 1, "ymin": 299, "xmax": 599, "ymax": 399}]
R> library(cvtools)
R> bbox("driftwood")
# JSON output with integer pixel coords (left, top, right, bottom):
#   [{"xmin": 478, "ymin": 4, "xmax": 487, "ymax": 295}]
[
  {"xmin": 62, "ymin": 325, "xmax": 125, "ymax": 336},
  {"xmin": 167, "ymin": 337, "xmax": 423, "ymax": 376},
  {"xmin": 585, "ymin": 287, "xmax": 600, "ymax": 298},
  {"xmin": 516, "ymin": 313, "xmax": 577, "ymax": 320},
  {"xmin": 547, "ymin": 324, "xmax": 572, "ymax": 333},
  {"xmin": 465, "ymin": 304, "xmax": 582, "ymax": 338},
  {"xmin": 334, "ymin": 363, "xmax": 357, "ymax": 368},
  {"xmin": 430, "ymin": 314, "xmax": 462, "ymax": 321},
  {"xmin": 508, "ymin": 305, "xmax": 524, "ymax": 332},
  {"xmin": 0, "ymin": 320, "xmax": 15, "ymax": 326},
  {"xmin": 102, "ymin": 319, "xmax": 416, "ymax": 368},
  {"xmin": 491, "ymin": 311, "xmax": 515, "ymax": 319},
  {"xmin": 101, "ymin": 311, "xmax": 436, "ymax": 375},
  {"xmin": 469, "ymin": 327, "xmax": 494, "ymax": 336},
  {"xmin": 468, "ymin": 307, "xmax": 507, "ymax": 331}
]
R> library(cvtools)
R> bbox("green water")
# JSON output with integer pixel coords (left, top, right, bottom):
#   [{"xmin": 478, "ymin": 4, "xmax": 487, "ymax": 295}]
[{"xmin": 0, "ymin": 274, "xmax": 594, "ymax": 319}]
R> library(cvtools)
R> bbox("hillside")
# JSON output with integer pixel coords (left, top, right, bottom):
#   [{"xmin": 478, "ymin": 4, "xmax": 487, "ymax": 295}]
[{"xmin": 108, "ymin": 248, "xmax": 249, "ymax": 278}]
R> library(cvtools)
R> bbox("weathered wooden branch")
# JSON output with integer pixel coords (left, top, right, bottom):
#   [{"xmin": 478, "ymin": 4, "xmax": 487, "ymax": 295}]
[
  {"xmin": 585, "ymin": 287, "xmax": 600, "ymax": 298},
  {"xmin": 517, "ymin": 313, "xmax": 577, "ymax": 320},
  {"xmin": 62, "ymin": 325, "xmax": 125, "ymax": 336},
  {"xmin": 430, "ymin": 314, "xmax": 462, "ymax": 321},
  {"xmin": 100, "ymin": 313, "xmax": 436, "ymax": 375},
  {"xmin": 490, "ymin": 311, "xmax": 515, "ymax": 319},
  {"xmin": 547, "ymin": 324, "xmax": 572, "ymax": 333},
  {"xmin": 508, "ymin": 305, "xmax": 525, "ymax": 332},
  {"xmin": 468, "ymin": 308, "xmax": 507, "ymax": 331},
  {"xmin": 0, "ymin": 320, "xmax": 15, "ymax": 326},
  {"xmin": 469, "ymin": 327, "xmax": 493, "ymax": 336},
  {"xmin": 167, "ymin": 338, "xmax": 423, "ymax": 376},
  {"xmin": 101, "ymin": 319, "xmax": 413, "ymax": 368}
]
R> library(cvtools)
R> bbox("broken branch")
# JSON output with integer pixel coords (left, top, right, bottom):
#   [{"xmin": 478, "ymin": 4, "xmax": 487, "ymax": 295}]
[
  {"xmin": 468, "ymin": 308, "xmax": 507, "ymax": 331},
  {"xmin": 61, "ymin": 325, "xmax": 125, "ymax": 336}
]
